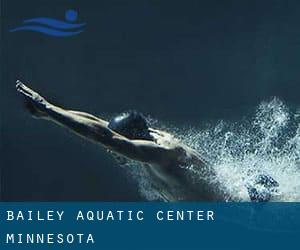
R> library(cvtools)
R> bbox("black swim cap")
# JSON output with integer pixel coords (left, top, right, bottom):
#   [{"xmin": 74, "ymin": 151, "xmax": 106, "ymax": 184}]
[{"xmin": 108, "ymin": 111, "xmax": 153, "ymax": 141}]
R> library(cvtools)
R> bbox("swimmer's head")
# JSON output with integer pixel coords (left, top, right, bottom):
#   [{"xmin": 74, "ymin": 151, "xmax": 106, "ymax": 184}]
[{"xmin": 108, "ymin": 111, "xmax": 153, "ymax": 141}]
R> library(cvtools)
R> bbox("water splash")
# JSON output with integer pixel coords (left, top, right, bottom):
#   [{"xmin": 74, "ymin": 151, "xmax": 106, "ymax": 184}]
[{"xmin": 124, "ymin": 98, "xmax": 300, "ymax": 201}]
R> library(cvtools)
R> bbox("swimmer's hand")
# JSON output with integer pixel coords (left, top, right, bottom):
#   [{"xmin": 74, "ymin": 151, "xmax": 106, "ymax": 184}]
[{"xmin": 16, "ymin": 80, "xmax": 49, "ymax": 118}]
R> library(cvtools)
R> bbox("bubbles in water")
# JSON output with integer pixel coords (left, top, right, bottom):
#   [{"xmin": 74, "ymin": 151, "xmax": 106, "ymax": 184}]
[{"xmin": 124, "ymin": 98, "xmax": 300, "ymax": 201}]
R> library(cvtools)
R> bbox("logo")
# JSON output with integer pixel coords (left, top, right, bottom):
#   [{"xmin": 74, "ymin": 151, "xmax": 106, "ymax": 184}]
[{"xmin": 9, "ymin": 9, "xmax": 85, "ymax": 37}]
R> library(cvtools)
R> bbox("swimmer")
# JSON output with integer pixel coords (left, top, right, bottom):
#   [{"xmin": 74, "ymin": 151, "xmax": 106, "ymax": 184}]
[{"xmin": 15, "ymin": 80, "xmax": 278, "ymax": 201}]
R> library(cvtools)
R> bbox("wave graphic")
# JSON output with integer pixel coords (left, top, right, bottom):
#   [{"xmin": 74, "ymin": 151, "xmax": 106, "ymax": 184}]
[
  {"xmin": 123, "ymin": 98, "xmax": 300, "ymax": 202},
  {"xmin": 23, "ymin": 18, "xmax": 85, "ymax": 29},
  {"xmin": 9, "ymin": 25, "xmax": 84, "ymax": 37},
  {"xmin": 9, "ymin": 9, "xmax": 85, "ymax": 37}
]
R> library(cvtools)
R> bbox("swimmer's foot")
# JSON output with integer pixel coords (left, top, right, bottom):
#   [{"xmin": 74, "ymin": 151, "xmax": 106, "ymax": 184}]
[
  {"xmin": 16, "ymin": 80, "xmax": 49, "ymax": 118},
  {"xmin": 246, "ymin": 174, "xmax": 279, "ymax": 202}
]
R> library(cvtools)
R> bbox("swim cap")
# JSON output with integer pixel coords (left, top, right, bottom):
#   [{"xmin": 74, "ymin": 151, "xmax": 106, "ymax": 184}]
[{"xmin": 108, "ymin": 111, "xmax": 153, "ymax": 141}]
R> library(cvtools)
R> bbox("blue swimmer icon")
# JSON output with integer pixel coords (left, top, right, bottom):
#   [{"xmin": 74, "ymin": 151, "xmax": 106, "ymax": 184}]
[{"xmin": 9, "ymin": 9, "xmax": 86, "ymax": 37}]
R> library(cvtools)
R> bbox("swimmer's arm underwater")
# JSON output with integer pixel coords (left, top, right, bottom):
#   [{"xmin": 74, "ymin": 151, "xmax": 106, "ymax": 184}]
[{"xmin": 16, "ymin": 81, "xmax": 175, "ymax": 165}]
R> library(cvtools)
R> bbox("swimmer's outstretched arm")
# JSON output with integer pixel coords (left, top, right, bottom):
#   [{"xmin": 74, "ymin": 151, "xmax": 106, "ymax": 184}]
[{"xmin": 16, "ymin": 81, "xmax": 176, "ymax": 165}]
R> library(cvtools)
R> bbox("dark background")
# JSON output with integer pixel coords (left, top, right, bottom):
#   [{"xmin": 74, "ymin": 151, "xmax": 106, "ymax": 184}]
[{"xmin": 1, "ymin": 0, "xmax": 300, "ymax": 201}]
